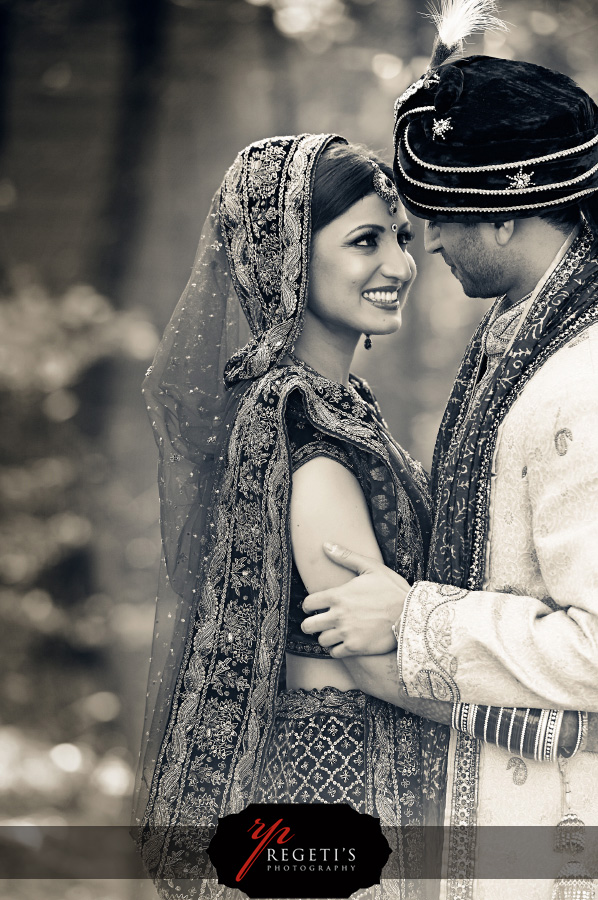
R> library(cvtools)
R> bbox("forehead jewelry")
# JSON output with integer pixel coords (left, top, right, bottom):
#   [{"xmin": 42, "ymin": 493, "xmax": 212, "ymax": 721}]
[{"xmin": 370, "ymin": 160, "xmax": 399, "ymax": 216}]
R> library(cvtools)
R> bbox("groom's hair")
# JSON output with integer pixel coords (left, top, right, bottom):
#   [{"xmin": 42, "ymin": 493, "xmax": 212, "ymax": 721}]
[
  {"xmin": 537, "ymin": 203, "xmax": 583, "ymax": 236},
  {"xmin": 311, "ymin": 141, "xmax": 394, "ymax": 235}
]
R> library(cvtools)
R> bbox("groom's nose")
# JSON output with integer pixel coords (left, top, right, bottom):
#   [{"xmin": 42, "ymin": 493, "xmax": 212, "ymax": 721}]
[{"xmin": 423, "ymin": 220, "xmax": 442, "ymax": 254}]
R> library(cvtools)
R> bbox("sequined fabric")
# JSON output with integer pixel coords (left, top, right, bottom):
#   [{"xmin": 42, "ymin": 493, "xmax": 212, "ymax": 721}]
[
  {"xmin": 221, "ymin": 135, "xmax": 343, "ymax": 386},
  {"xmin": 141, "ymin": 363, "xmax": 433, "ymax": 889},
  {"xmin": 284, "ymin": 388, "xmax": 421, "ymax": 658},
  {"xmin": 256, "ymin": 688, "xmax": 371, "ymax": 806},
  {"xmin": 257, "ymin": 687, "xmax": 427, "ymax": 899}
]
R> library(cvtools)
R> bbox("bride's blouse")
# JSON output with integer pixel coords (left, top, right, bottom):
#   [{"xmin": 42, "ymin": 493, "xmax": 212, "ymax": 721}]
[{"xmin": 283, "ymin": 386, "xmax": 425, "ymax": 658}]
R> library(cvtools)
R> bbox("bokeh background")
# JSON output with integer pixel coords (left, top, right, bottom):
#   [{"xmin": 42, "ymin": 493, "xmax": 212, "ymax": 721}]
[{"xmin": 0, "ymin": 0, "xmax": 596, "ymax": 897}]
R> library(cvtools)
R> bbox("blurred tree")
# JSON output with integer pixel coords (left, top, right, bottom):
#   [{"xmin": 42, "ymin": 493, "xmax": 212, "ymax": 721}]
[
  {"xmin": 91, "ymin": 0, "xmax": 170, "ymax": 305},
  {"xmin": 0, "ymin": 283, "xmax": 158, "ymax": 832}
]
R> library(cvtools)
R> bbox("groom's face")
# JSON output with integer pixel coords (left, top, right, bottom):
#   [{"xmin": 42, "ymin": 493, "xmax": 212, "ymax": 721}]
[{"xmin": 424, "ymin": 219, "xmax": 506, "ymax": 299}]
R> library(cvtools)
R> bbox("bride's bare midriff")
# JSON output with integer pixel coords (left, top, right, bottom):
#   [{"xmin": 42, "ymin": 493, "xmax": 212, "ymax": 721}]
[{"xmin": 285, "ymin": 653, "xmax": 359, "ymax": 692}]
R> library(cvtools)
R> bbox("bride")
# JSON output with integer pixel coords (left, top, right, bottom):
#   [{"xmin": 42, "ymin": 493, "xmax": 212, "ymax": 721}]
[{"xmin": 136, "ymin": 133, "xmax": 445, "ymax": 894}]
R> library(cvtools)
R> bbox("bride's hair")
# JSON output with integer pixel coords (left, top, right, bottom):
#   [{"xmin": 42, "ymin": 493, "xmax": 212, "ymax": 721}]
[{"xmin": 311, "ymin": 140, "xmax": 395, "ymax": 234}]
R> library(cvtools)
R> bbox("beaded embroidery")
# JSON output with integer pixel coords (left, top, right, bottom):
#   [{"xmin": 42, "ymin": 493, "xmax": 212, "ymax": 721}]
[
  {"xmin": 399, "ymin": 131, "xmax": 598, "ymax": 195},
  {"xmin": 142, "ymin": 364, "xmax": 432, "ymax": 882},
  {"xmin": 402, "ymin": 123, "xmax": 598, "ymax": 174},
  {"xmin": 222, "ymin": 134, "xmax": 337, "ymax": 385},
  {"xmin": 432, "ymin": 117, "xmax": 453, "ymax": 140},
  {"xmin": 506, "ymin": 166, "xmax": 535, "ymax": 190}
]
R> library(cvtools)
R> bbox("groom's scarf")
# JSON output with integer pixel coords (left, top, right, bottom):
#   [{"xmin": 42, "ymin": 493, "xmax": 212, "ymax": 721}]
[{"xmin": 428, "ymin": 223, "xmax": 598, "ymax": 590}]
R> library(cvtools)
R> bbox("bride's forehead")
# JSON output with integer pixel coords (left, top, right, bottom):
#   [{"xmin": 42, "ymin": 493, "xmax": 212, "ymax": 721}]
[{"xmin": 320, "ymin": 193, "xmax": 408, "ymax": 232}]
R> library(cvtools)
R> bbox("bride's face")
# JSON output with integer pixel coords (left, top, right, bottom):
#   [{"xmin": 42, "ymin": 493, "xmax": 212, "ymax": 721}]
[{"xmin": 306, "ymin": 192, "xmax": 416, "ymax": 339}]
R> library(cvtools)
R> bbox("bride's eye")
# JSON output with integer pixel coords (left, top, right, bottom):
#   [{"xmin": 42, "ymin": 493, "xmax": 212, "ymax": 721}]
[{"xmin": 352, "ymin": 231, "xmax": 378, "ymax": 248}]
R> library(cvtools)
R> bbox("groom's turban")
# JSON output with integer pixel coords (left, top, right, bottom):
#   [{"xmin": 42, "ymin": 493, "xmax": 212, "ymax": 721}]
[{"xmin": 393, "ymin": 55, "xmax": 598, "ymax": 223}]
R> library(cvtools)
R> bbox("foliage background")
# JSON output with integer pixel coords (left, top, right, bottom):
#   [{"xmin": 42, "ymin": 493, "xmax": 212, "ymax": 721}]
[{"xmin": 0, "ymin": 0, "xmax": 596, "ymax": 897}]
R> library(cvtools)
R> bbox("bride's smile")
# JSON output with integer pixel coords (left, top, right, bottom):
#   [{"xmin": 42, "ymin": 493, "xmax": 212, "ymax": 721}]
[
  {"xmin": 292, "ymin": 190, "xmax": 417, "ymax": 386},
  {"xmin": 305, "ymin": 191, "xmax": 416, "ymax": 342}
]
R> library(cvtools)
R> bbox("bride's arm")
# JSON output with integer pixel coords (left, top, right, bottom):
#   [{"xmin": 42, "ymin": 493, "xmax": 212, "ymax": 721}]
[
  {"xmin": 290, "ymin": 455, "xmax": 385, "ymax": 599},
  {"xmin": 291, "ymin": 456, "xmax": 452, "ymax": 710}
]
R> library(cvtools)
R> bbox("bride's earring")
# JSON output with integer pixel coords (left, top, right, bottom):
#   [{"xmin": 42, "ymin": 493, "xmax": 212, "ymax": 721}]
[{"xmin": 364, "ymin": 334, "xmax": 372, "ymax": 350}]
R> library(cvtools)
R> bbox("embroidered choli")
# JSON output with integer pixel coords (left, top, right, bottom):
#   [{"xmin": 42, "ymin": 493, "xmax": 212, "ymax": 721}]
[{"xmin": 284, "ymin": 385, "xmax": 411, "ymax": 657}]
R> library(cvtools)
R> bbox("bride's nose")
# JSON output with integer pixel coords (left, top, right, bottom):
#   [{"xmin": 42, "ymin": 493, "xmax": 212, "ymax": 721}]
[{"xmin": 380, "ymin": 241, "xmax": 414, "ymax": 283}]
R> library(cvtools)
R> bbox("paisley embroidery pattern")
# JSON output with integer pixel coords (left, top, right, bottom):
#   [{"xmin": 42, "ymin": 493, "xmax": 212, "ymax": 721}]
[
  {"xmin": 507, "ymin": 756, "xmax": 528, "ymax": 785},
  {"xmin": 555, "ymin": 427, "xmax": 574, "ymax": 456}
]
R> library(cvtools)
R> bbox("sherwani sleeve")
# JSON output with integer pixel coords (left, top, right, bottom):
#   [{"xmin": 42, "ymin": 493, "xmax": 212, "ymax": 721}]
[{"xmin": 397, "ymin": 331, "xmax": 598, "ymax": 711}]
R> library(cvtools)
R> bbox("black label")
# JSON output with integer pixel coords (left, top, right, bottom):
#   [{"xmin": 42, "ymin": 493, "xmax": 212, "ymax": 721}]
[{"xmin": 207, "ymin": 803, "xmax": 390, "ymax": 898}]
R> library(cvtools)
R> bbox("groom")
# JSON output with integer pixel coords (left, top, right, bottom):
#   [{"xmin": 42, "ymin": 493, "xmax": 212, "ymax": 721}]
[{"xmin": 302, "ymin": 56, "xmax": 598, "ymax": 896}]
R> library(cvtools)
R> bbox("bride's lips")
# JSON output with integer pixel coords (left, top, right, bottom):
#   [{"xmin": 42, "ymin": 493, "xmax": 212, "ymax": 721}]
[{"xmin": 362, "ymin": 288, "xmax": 400, "ymax": 309}]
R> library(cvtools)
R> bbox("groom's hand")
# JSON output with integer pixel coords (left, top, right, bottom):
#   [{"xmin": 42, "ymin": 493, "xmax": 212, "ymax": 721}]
[{"xmin": 301, "ymin": 543, "xmax": 412, "ymax": 658}]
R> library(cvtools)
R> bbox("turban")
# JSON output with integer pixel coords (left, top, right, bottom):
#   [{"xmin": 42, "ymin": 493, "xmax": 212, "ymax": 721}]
[{"xmin": 393, "ymin": 55, "xmax": 598, "ymax": 222}]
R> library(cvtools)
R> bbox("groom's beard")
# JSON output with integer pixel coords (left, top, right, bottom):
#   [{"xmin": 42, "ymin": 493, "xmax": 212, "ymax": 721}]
[{"xmin": 441, "ymin": 234, "xmax": 506, "ymax": 300}]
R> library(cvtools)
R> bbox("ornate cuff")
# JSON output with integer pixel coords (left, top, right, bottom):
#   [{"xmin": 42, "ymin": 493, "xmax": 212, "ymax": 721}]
[{"xmin": 393, "ymin": 580, "xmax": 422, "ymax": 697}]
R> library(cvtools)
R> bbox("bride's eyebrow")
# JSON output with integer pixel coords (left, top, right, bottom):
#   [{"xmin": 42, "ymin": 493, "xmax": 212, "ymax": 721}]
[{"xmin": 345, "ymin": 223, "xmax": 384, "ymax": 237}]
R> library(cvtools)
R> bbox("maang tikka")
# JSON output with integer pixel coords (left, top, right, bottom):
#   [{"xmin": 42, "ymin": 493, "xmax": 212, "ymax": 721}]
[
  {"xmin": 370, "ymin": 159, "xmax": 399, "ymax": 216},
  {"xmin": 364, "ymin": 161, "xmax": 399, "ymax": 353}
]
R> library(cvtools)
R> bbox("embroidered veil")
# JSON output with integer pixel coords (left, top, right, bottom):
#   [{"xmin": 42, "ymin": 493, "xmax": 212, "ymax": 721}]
[
  {"xmin": 135, "ymin": 134, "xmax": 435, "ymax": 885},
  {"xmin": 135, "ymin": 132, "xmax": 341, "ymax": 861}
]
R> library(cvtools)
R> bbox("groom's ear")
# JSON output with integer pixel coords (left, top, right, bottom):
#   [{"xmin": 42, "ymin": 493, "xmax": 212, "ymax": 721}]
[{"xmin": 493, "ymin": 220, "xmax": 516, "ymax": 246}]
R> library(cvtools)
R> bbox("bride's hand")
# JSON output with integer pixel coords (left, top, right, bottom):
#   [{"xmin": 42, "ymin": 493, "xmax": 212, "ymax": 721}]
[{"xmin": 301, "ymin": 543, "xmax": 412, "ymax": 658}]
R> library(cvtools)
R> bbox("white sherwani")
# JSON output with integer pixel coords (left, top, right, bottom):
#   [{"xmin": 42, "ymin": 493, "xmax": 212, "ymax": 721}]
[{"xmin": 398, "ymin": 321, "xmax": 598, "ymax": 899}]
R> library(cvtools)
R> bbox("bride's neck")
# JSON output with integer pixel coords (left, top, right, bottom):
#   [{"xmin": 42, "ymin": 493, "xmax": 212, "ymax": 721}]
[{"xmin": 291, "ymin": 311, "xmax": 358, "ymax": 386}]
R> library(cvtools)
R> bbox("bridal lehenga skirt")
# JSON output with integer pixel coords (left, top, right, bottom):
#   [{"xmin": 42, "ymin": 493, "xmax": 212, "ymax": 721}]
[
  {"xmin": 256, "ymin": 686, "xmax": 428, "ymax": 900},
  {"xmin": 257, "ymin": 687, "xmax": 422, "ymax": 812},
  {"xmin": 153, "ymin": 687, "xmax": 432, "ymax": 900}
]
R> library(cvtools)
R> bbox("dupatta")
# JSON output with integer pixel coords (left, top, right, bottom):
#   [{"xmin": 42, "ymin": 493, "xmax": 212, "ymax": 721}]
[{"xmin": 135, "ymin": 134, "xmax": 433, "ymax": 883}]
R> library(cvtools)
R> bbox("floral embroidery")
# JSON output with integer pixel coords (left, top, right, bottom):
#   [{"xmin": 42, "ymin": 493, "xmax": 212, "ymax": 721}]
[
  {"xmin": 432, "ymin": 117, "xmax": 453, "ymax": 140},
  {"xmin": 141, "ymin": 134, "xmax": 434, "ymax": 896},
  {"xmin": 142, "ymin": 366, "xmax": 432, "ymax": 886},
  {"xmin": 506, "ymin": 166, "xmax": 534, "ymax": 190}
]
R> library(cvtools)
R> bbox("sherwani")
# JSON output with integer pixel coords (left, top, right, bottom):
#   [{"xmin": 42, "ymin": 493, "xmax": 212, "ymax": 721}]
[{"xmin": 398, "ymin": 319, "xmax": 598, "ymax": 899}]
